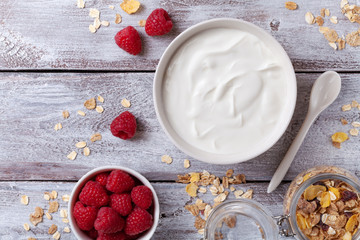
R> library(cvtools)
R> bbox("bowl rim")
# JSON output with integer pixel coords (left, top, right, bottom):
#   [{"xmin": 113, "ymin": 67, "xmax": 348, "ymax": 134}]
[
  {"xmin": 153, "ymin": 18, "xmax": 297, "ymax": 165},
  {"xmin": 68, "ymin": 166, "xmax": 160, "ymax": 240}
]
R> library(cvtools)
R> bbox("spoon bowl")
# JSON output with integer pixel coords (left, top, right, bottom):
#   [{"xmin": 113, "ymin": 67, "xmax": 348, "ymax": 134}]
[{"xmin": 267, "ymin": 71, "xmax": 341, "ymax": 193}]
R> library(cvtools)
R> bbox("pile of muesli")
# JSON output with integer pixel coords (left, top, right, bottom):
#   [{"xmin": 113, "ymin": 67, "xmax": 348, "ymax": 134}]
[{"xmin": 296, "ymin": 179, "xmax": 360, "ymax": 239}]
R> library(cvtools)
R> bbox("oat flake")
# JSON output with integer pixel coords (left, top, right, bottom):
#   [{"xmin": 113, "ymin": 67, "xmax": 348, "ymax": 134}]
[
  {"xmin": 89, "ymin": 8, "xmax": 100, "ymax": 18},
  {"xmin": 77, "ymin": 110, "xmax": 86, "ymax": 116},
  {"xmin": 184, "ymin": 159, "xmax": 190, "ymax": 169},
  {"xmin": 23, "ymin": 223, "xmax": 30, "ymax": 231},
  {"xmin": 67, "ymin": 151, "xmax": 77, "ymax": 160},
  {"xmin": 161, "ymin": 155, "xmax": 173, "ymax": 164},
  {"xmin": 62, "ymin": 110, "xmax": 70, "ymax": 119},
  {"xmin": 84, "ymin": 147, "xmax": 90, "ymax": 156},
  {"xmin": 89, "ymin": 24, "xmax": 97, "ymax": 33},
  {"xmin": 121, "ymin": 98, "xmax": 131, "ymax": 108},
  {"xmin": 305, "ymin": 12, "xmax": 315, "ymax": 25},
  {"xmin": 95, "ymin": 106, "xmax": 104, "ymax": 113},
  {"xmin": 75, "ymin": 141, "xmax": 87, "ymax": 148},
  {"xmin": 115, "ymin": 14, "xmax": 122, "ymax": 24},
  {"xmin": 350, "ymin": 128, "xmax": 359, "ymax": 136},
  {"xmin": 97, "ymin": 95, "xmax": 105, "ymax": 103},
  {"xmin": 64, "ymin": 226, "xmax": 71, "ymax": 233},
  {"xmin": 342, "ymin": 104, "xmax": 351, "ymax": 111}
]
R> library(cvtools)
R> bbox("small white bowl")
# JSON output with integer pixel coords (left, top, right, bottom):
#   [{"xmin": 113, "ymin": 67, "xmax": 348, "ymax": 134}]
[
  {"xmin": 153, "ymin": 18, "xmax": 297, "ymax": 165},
  {"xmin": 69, "ymin": 166, "xmax": 160, "ymax": 240}
]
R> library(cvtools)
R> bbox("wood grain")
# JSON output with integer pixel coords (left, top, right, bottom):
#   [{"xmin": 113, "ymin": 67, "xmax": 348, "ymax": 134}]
[
  {"xmin": 1, "ymin": 0, "xmax": 360, "ymax": 71},
  {"xmin": 1, "ymin": 72, "xmax": 360, "ymax": 182},
  {"xmin": 0, "ymin": 181, "xmax": 290, "ymax": 239}
]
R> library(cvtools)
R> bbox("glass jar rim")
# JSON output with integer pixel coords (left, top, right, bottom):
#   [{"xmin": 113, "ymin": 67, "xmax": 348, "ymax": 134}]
[{"xmin": 204, "ymin": 199, "xmax": 278, "ymax": 240}]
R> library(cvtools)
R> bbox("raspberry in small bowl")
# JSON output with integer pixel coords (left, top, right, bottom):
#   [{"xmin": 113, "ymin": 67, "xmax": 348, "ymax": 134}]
[{"xmin": 69, "ymin": 166, "xmax": 160, "ymax": 240}]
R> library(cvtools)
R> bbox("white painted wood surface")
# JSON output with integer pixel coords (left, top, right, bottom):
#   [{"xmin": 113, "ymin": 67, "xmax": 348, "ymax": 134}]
[
  {"xmin": 2, "ymin": 0, "xmax": 360, "ymax": 239},
  {"xmin": 1, "ymin": 0, "xmax": 360, "ymax": 71}
]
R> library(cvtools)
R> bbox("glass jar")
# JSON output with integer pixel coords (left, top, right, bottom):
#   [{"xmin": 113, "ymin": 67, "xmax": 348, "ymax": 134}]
[{"xmin": 204, "ymin": 166, "xmax": 360, "ymax": 240}]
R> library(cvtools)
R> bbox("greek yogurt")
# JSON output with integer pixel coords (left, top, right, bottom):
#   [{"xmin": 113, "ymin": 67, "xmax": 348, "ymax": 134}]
[{"xmin": 163, "ymin": 27, "xmax": 290, "ymax": 155}]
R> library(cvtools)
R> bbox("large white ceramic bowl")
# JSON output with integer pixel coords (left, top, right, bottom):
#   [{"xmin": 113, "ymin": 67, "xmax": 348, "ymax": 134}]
[
  {"xmin": 69, "ymin": 166, "xmax": 160, "ymax": 240},
  {"xmin": 153, "ymin": 18, "xmax": 297, "ymax": 164}
]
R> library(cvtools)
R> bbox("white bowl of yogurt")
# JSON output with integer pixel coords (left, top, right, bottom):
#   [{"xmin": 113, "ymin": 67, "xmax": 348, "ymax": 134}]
[{"xmin": 154, "ymin": 18, "xmax": 297, "ymax": 164}]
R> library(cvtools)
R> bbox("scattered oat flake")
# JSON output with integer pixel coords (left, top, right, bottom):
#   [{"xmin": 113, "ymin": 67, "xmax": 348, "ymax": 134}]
[
  {"xmin": 77, "ymin": 0, "xmax": 85, "ymax": 9},
  {"xmin": 351, "ymin": 100, "xmax": 359, "ymax": 108},
  {"xmin": 97, "ymin": 95, "xmax": 104, "ymax": 103},
  {"xmin": 316, "ymin": 16, "xmax": 324, "ymax": 26},
  {"xmin": 84, "ymin": 98, "xmax": 96, "ymax": 110},
  {"xmin": 121, "ymin": 98, "xmax": 131, "ymax": 108},
  {"xmin": 60, "ymin": 209, "xmax": 68, "ymax": 218},
  {"xmin": 62, "ymin": 218, "xmax": 69, "ymax": 223},
  {"xmin": 77, "ymin": 110, "xmax": 86, "ymax": 116},
  {"xmin": 332, "ymin": 132, "xmax": 349, "ymax": 143},
  {"xmin": 338, "ymin": 38, "xmax": 346, "ymax": 50},
  {"xmin": 46, "ymin": 212, "xmax": 52, "ymax": 220},
  {"xmin": 350, "ymin": 128, "xmax": 359, "ymax": 136},
  {"xmin": 323, "ymin": 29, "xmax": 339, "ymax": 42},
  {"xmin": 75, "ymin": 141, "xmax": 87, "ymax": 148},
  {"xmin": 120, "ymin": 0, "xmax": 141, "ymax": 14},
  {"xmin": 352, "ymin": 121, "xmax": 360, "ymax": 127},
  {"xmin": 333, "ymin": 141, "xmax": 341, "ymax": 149},
  {"xmin": 184, "ymin": 159, "xmax": 190, "ymax": 169},
  {"xmin": 305, "ymin": 12, "xmax": 315, "ymax": 25},
  {"xmin": 198, "ymin": 187, "xmax": 207, "ymax": 194},
  {"xmin": 330, "ymin": 16, "xmax": 338, "ymax": 24},
  {"xmin": 89, "ymin": 8, "xmax": 100, "ymax": 18},
  {"xmin": 242, "ymin": 189, "xmax": 253, "ymax": 199},
  {"xmin": 49, "ymin": 201, "xmax": 59, "ymax": 213},
  {"xmin": 329, "ymin": 42, "xmax": 337, "ymax": 50},
  {"xmin": 214, "ymin": 193, "xmax": 227, "ymax": 203},
  {"xmin": 84, "ymin": 147, "xmax": 90, "ymax": 156},
  {"xmin": 94, "ymin": 18, "xmax": 101, "ymax": 29},
  {"xmin": 115, "ymin": 14, "xmax": 122, "ymax": 24},
  {"xmin": 48, "ymin": 224, "xmax": 58, "ymax": 235},
  {"xmin": 186, "ymin": 182, "xmax": 198, "ymax": 197},
  {"xmin": 62, "ymin": 194, "xmax": 70, "ymax": 202},
  {"xmin": 346, "ymin": 30, "xmax": 360, "ymax": 46},
  {"xmin": 342, "ymin": 104, "xmax": 352, "ymax": 111},
  {"xmin": 109, "ymin": 5, "xmax": 115, "ymax": 10},
  {"xmin": 53, "ymin": 231, "xmax": 61, "ymax": 240},
  {"xmin": 44, "ymin": 193, "xmax": 50, "ymax": 201},
  {"xmin": 185, "ymin": 204, "xmax": 199, "ymax": 216},
  {"xmin": 320, "ymin": 8, "xmax": 326, "ymax": 17},
  {"xmin": 67, "ymin": 151, "xmax": 77, "ymax": 160},
  {"xmin": 91, "ymin": 133, "xmax": 102, "ymax": 142},
  {"xmin": 54, "ymin": 123, "xmax": 62, "ymax": 131},
  {"xmin": 285, "ymin": 1, "xmax": 297, "ymax": 10},
  {"xmin": 21, "ymin": 195, "xmax": 29, "ymax": 205},
  {"xmin": 139, "ymin": 20, "xmax": 146, "ymax": 27},
  {"xmin": 325, "ymin": 9, "xmax": 330, "ymax": 16},
  {"xmin": 161, "ymin": 155, "xmax": 173, "ymax": 164},
  {"xmin": 23, "ymin": 223, "xmax": 30, "ymax": 231},
  {"xmin": 341, "ymin": 118, "xmax": 348, "ymax": 125},
  {"xmin": 234, "ymin": 190, "xmax": 244, "ymax": 198},
  {"xmin": 101, "ymin": 21, "xmax": 110, "ymax": 27},
  {"xmin": 51, "ymin": 190, "xmax": 58, "ymax": 199},
  {"xmin": 89, "ymin": 24, "xmax": 96, "ymax": 33},
  {"xmin": 319, "ymin": 27, "xmax": 329, "ymax": 34},
  {"xmin": 96, "ymin": 106, "xmax": 104, "ymax": 113},
  {"xmin": 64, "ymin": 226, "xmax": 71, "ymax": 233},
  {"xmin": 62, "ymin": 110, "xmax": 70, "ymax": 119}
]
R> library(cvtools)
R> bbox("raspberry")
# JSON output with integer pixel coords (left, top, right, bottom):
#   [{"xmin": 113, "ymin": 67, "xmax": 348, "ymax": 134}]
[
  {"xmin": 86, "ymin": 228, "xmax": 98, "ymax": 239},
  {"xmin": 96, "ymin": 172, "xmax": 109, "ymax": 187},
  {"xmin": 110, "ymin": 111, "xmax": 137, "ymax": 140},
  {"xmin": 73, "ymin": 201, "xmax": 98, "ymax": 231},
  {"xmin": 145, "ymin": 8, "xmax": 173, "ymax": 36},
  {"xmin": 79, "ymin": 181, "xmax": 110, "ymax": 208},
  {"xmin": 114, "ymin": 26, "xmax": 142, "ymax": 55},
  {"xmin": 125, "ymin": 207, "xmax": 153, "ymax": 236},
  {"xmin": 97, "ymin": 231, "xmax": 127, "ymax": 240},
  {"xmin": 131, "ymin": 185, "xmax": 153, "ymax": 209},
  {"xmin": 106, "ymin": 170, "xmax": 135, "ymax": 193},
  {"xmin": 94, "ymin": 207, "xmax": 125, "ymax": 234},
  {"xmin": 110, "ymin": 193, "xmax": 133, "ymax": 216}
]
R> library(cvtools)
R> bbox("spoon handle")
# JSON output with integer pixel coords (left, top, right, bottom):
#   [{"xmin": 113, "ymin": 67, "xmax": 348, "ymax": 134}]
[{"xmin": 267, "ymin": 111, "xmax": 318, "ymax": 193}]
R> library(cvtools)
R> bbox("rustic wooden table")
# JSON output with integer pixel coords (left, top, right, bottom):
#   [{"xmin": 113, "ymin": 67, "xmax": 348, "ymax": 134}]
[{"xmin": 1, "ymin": 0, "xmax": 360, "ymax": 239}]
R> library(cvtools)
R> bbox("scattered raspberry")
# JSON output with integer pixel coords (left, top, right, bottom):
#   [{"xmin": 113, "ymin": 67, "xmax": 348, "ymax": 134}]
[
  {"xmin": 96, "ymin": 172, "xmax": 109, "ymax": 187},
  {"xmin": 131, "ymin": 185, "xmax": 153, "ymax": 209},
  {"xmin": 145, "ymin": 8, "xmax": 173, "ymax": 36},
  {"xmin": 86, "ymin": 228, "xmax": 98, "ymax": 239},
  {"xmin": 110, "ymin": 193, "xmax": 133, "ymax": 216},
  {"xmin": 106, "ymin": 170, "xmax": 135, "ymax": 193},
  {"xmin": 97, "ymin": 231, "xmax": 128, "ymax": 240},
  {"xmin": 79, "ymin": 181, "xmax": 110, "ymax": 208},
  {"xmin": 114, "ymin": 26, "xmax": 142, "ymax": 55},
  {"xmin": 125, "ymin": 207, "xmax": 154, "ymax": 236},
  {"xmin": 110, "ymin": 111, "xmax": 137, "ymax": 140},
  {"xmin": 94, "ymin": 207, "xmax": 125, "ymax": 234},
  {"xmin": 73, "ymin": 201, "xmax": 98, "ymax": 231}
]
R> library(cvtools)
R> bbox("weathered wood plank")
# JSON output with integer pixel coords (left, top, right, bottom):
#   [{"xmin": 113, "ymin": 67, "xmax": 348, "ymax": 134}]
[
  {"xmin": 0, "ymin": 181, "xmax": 290, "ymax": 239},
  {"xmin": 0, "ymin": 72, "xmax": 360, "ymax": 182},
  {"xmin": 0, "ymin": 0, "xmax": 359, "ymax": 71}
]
